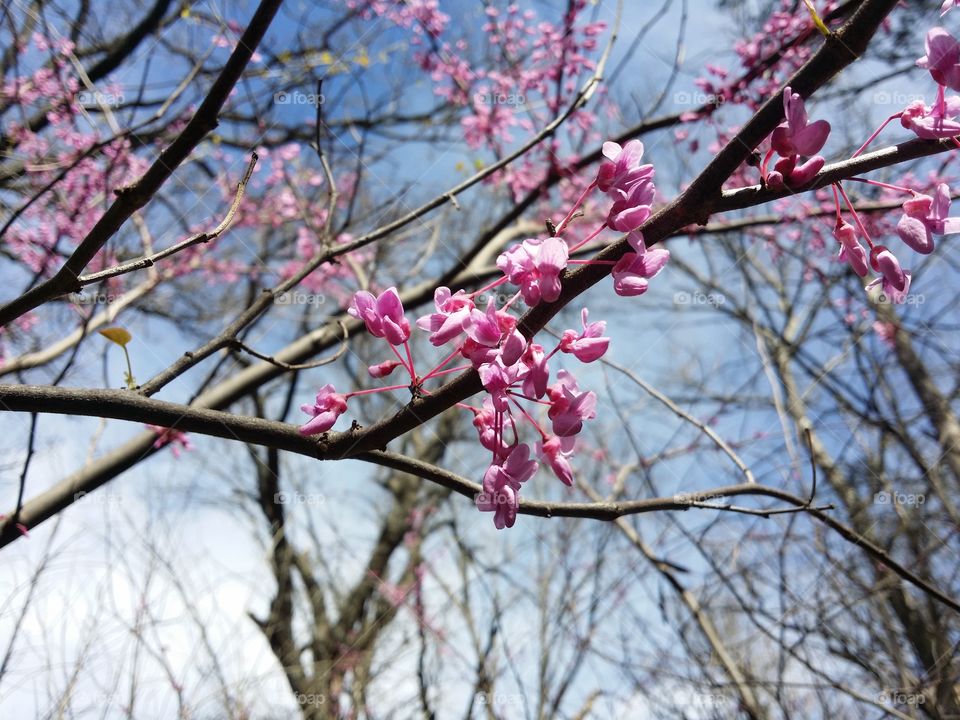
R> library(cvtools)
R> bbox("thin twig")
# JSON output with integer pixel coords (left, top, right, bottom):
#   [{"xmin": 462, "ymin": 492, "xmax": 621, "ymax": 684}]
[
  {"xmin": 77, "ymin": 152, "xmax": 258, "ymax": 285},
  {"xmin": 230, "ymin": 321, "xmax": 348, "ymax": 370}
]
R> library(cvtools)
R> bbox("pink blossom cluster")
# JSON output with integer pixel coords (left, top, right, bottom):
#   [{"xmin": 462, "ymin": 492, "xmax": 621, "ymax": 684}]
[
  {"xmin": 762, "ymin": 87, "xmax": 830, "ymax": 188},
  {"xmin": 2, "ymin": 35, "xmax": 150, "ymax": 278},
  {"xmin": 686, "ymin": 0, "xmax": 840, "ymax": 132},
  {"xmin": 345, "ymin": 0, "xmax": 450, "ymax": 39},
  {"xmin": 416, "ymin": 1, "xmax": 606, "ymax": 199},
  {"xmin": 821, "ymin": 10, "xmax": 960, "ymax": 303},
  {"xmin": 146, "ymin": 425, "xmax": 194, "ymax": 458},
  {"xmin": 300, "ymin": 138, "xmax": 669, "ymax": 528}
]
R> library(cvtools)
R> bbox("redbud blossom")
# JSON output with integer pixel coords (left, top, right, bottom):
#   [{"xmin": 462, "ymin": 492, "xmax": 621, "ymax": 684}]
[
  {"xmin": 560, "ymin": 308, "xmax": 610, "ymax": 363},
  {"xmin": 477, "ymin": 443, "xmax": 538, "ymax": 529},
  {"xmin": 496, "ymin": 236, "xmax": 569, "ymax": 306},
  {"xmin": 349, "ymin": 287, "xmax": 411, "ymax": 345},
  {"xmin": 612, "ymin": 246, "xmax": 670, "ymax": 297},
  {"xmin": 368, "ymin": 360, "xmax": 403, "ymax": 378},
  {"xmin": 900, "ymin": 97, "xmax": 960, "ymax": 139},
  {"xmin": 521, "ymin": 342, "xmax": 550, "ymax": 399},
  {"xmin": 299, "ymin": 384, "xmax": 348, "ymax": 435},
  {"xmin": 897, "ymin": 183, "xmax": 960, "ymax": 254},
  {"xmin": 770, "ymin": 87, "xmax": 831, "ymax": 157},
  {"xmin": 471, "ymin": 398, "xmax": 511, "ymax": 455},
  {"xmin": 867, "ymin": 246, "xmax": 911, "ymax": 303},
  {"xmin": 147, "ymin": 425, "xmax": 193, "ymax": 458},
  {"xmin": 547, "ymin": 371, "xmax": 597, "ymax": 437},
  {"xmin": 918, "ymin": 28, "xmax": 960, "ymax": 91},
  {"xmin": 607, "ymin": 180, "xmax": 655, "ymax": 231},
  {"xmin": 465, "ymin": 299, "xmax": 504, "ymax": 347},
  {"xmin": 537, "ymin": 435, "xmax": 575, "ymax": 486},
  {"xmin": 416, "ymin": 286, "xmax": 474, "ymax": 346},
  {"xmin": 833, "ymin": 222, "xmax": 868, "ymax": 277},
  {"xmin": 597, "ymin": 139, "xmax": 654, "ymax": 194}
]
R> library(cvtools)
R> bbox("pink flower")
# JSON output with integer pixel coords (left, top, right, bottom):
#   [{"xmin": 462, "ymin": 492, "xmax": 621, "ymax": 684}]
[
  {"xmin": 866, "ymin": 246, "xmax": 911, "ymax": 303},
  {"xmin": 537, "ymin": 435, "xmax": 575, "ymax": 486},
  {"xmin": 547, "ymin": 370, "xmax": 597, "ymax": 437},
  {"xmin": 496, "ymin": 236, "xmax": 569, "ymax": 306},
  {"xmin": 944, "ymin": 0, "xmax": 959, "ymax": 16},
  {"xmin": 349, "ymin": 287, "xmax": 411, "ymax": 345},
  {"xmin": 476, "ymin": 482, "xmax": 519, "ymax": 529},
  {"xmin": 896, "ymin": 183, "xmax": 960, "ymax": 254},
  {"xmin": 770, "ymin": 87, "xmax": 831, "ymax": 157},
  {"xmin": 471, "ymin": 398, "xmax": 510, "ymax": 455},
  {"xmin": 299, "ymin": 384, "xmax": 348, "ymax": 435},
  {"xmin": 500, "ymin": 329, "xmax": 527, "ymax": 367},
  {"xmin": 477, "ymin": 443, "xmax": 538, "ymax": 529},
  {"xmin": 607, "ymin": 180, "xmax": 655, "ymax": 231},
  {"xmin": 416, "ymin": 287, "xmax": 474, "ymax": 346},
  {"xmin": 146, "ymin": 425, "xmax": 193, "ymax": 458},
  {"xmin": 873, "ymin": 321, "xmax": 897, "ymax": 349},
  {"xmin": 833, "ymin": 221, "xmax": 868, "ymax": 277},
  {"xmin": 596, "ymin": 140, "xmax": 654, "ymax": 195},
  {"xmin": 900, "ymin": 96, "xmax": 960, "ymax": 139},
  {"xmin": 918, "ymin": 28, "xmax": 960, "ymax": 91},
  {"xmin": 368, "ymin": 360, "xmax": 403, "ymax": 378},
  {"xmin": 770, "ymin": 154, "xmax": 824, "ymax": 187},
  {"xmin": 867, "ymin": 270, "xmax": 912, "ymax": 304},
  {"xmin": 560, "ymin": 308, "xmax": 609, "ymax": 363},
  {"xmin": 478, "ymin": 356, "xmax": 522, "ymax": 411},
  {"xmin": 611, "ymin": 235, "xmax": 670, "ymax": 297},
  {"xmin": 521, "ymin": 342, "xmax": 550, "ymax": 399},
  {"xmin": 465, "ymin": 299, "xmax": 504, "ymax": 347}
]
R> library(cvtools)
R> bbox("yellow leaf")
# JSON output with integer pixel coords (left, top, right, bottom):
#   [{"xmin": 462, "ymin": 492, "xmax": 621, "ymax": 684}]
[
  {"xmin": 803, "ymin": 0, "xmax": 830, "ymax": 36},
  {"xmin": 99, "ymin": 327, "xmax": 132, "ymax": 347},
  {"xmin": 473, "ymin": 158, "xmax": 485, "ymax": 171}
]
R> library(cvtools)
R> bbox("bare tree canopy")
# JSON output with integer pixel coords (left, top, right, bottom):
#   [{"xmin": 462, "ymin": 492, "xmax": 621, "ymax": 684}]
[{"xmin": 1, "ymin": 0, "xmax": 959, "ymax": 718}]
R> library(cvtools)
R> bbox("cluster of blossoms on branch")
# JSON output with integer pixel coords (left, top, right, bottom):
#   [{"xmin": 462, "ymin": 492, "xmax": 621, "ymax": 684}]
[
  {"xmin": 819, "ymin": 6, "xmax": 960, "ymax": 303},
  {"xmin": 298, "ymin": 4, "xmax": 960, "ymax": 526},
  {"xmin": 300, "ymin": 140, "xmax": 668, "ymax": 528},
  {"xmin": 680, "ymin": 2, "xmax": 959, "ymax": 308}
]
